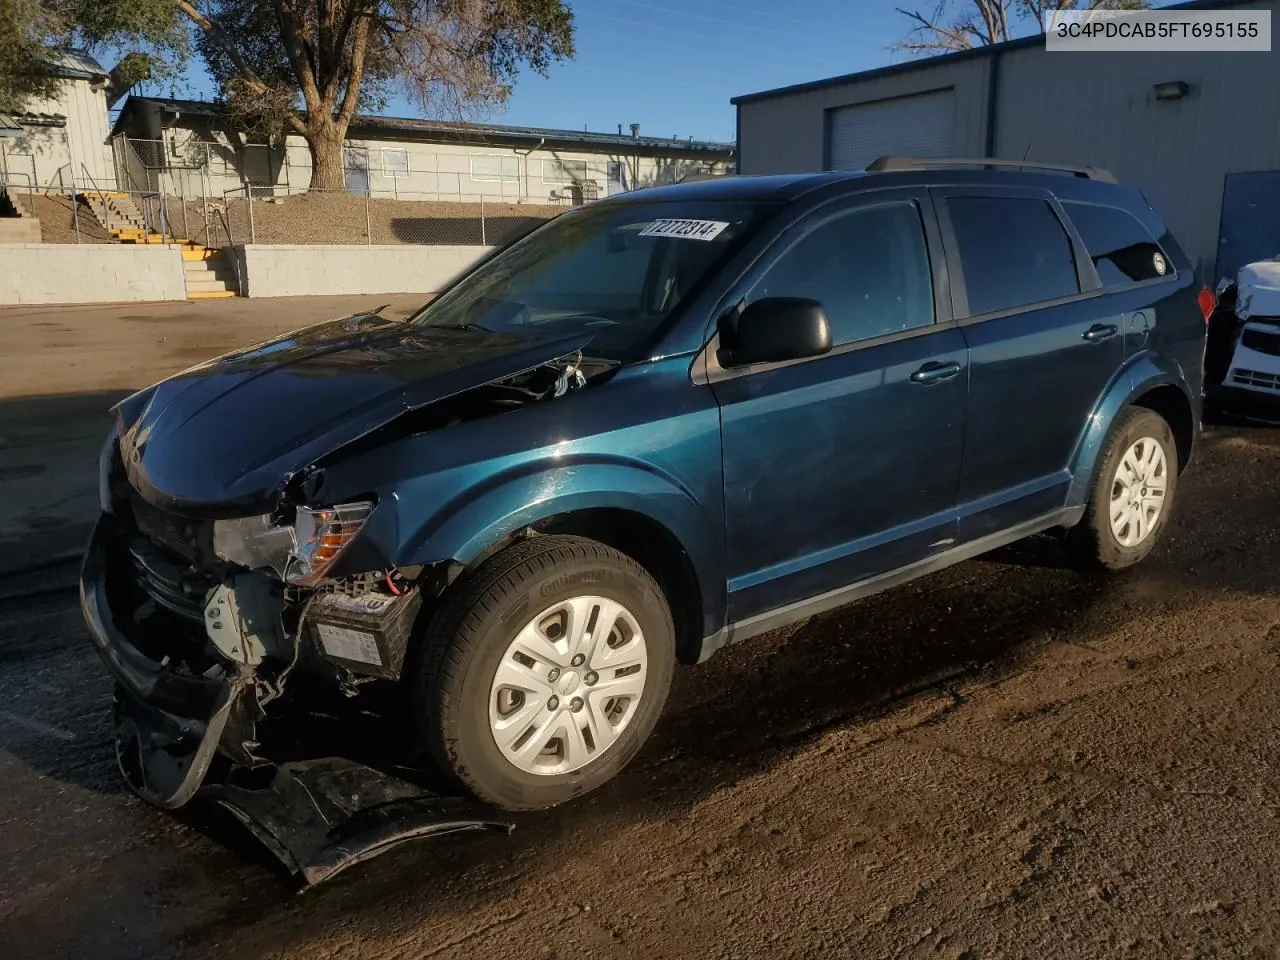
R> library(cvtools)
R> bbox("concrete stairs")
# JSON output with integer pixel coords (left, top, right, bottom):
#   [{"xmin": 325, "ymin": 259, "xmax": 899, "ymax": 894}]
[
  {"xmin": 182, "ymin": 248, "xmax": 238, "ymax": 299},
  {"xmin": 0, "ymin": 187, "xmax": 42, "ymax": 242},
  {"xmin": 81, "ymin": 191, "xmax": 237, "ymax": 299}
]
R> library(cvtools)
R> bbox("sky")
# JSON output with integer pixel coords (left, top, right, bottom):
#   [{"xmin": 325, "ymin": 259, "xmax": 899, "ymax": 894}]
[{"xmin": 134, "ymin": 0, "xmax": 1039, "ymax": 143}]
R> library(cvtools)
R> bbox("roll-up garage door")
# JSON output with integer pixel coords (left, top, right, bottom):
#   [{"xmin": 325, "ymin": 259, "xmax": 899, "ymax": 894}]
[{"xmin": 827, "ymin": 90, "xmax": 955, "ymax": 172}]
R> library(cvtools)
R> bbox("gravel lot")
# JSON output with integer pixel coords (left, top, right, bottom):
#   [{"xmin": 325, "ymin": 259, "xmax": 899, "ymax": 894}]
[{"xmin": 0, "ymin": 300, "xmax": 1277, "ymax": 959}]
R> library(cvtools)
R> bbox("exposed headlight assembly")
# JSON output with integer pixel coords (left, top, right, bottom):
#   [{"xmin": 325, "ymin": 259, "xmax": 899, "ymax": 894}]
[{"xmin": 213, "ymin": 501, "xmax": 374, "ymax": 586}]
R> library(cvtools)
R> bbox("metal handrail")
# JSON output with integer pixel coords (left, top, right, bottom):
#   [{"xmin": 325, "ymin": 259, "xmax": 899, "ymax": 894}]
[
  {"xmin": 0, "ymin": 171, "xmax": 36, "ymax": 213},
  {"xmin": 78, "ymin": 163, "xmax": 112, "ymax": 226},
  {"xmin": 212, "ymin": 206, "xmax": 244, "ymax": 296}
]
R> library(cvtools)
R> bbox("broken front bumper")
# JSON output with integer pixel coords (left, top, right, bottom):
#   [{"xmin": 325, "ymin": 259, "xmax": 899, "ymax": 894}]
[
  {"xmin": 80, "ymin": 514, "xmax": 512, "ymax": 884},
  {"xmin": 80, "ymin": 514, "xmax": 241, "ymax": 809}
]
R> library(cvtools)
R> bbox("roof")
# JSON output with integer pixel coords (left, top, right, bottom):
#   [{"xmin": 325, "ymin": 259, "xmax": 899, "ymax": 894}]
[
  {"xmin": 607, "ymin": 161, "xmax": 1141, "ymax": 204},
  {"xmin": 112, "ymin": 96, "xmax": 736, "ymax": 159},
  {"xmin": 607, "ymin": 172, "xmax": 853, "ymax": 203},
  {"xmin": 46, "ymin": 49, "xmax": 109, "ymax": 83},
  {"xmin": 731, "ymin": 0, "xmax": 1259, "ymax": 105},
  {"xmin": 0, "ymin": 111, "xmax": 66, "ymax": 133}
]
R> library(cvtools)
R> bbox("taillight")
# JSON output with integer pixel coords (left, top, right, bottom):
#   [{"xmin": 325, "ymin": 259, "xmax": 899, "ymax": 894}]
[{"xmin": 1197, "ymin": 285, "xmax": 1215, "ymax": 323}]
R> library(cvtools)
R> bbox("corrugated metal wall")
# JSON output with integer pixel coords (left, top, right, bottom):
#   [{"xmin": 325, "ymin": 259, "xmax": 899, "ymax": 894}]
[
  {"xmin": 736, "ymin": 56, "xmax": 992, "ymax": 174},
  {"xmin": 994, "ymin": 0, "xmax": 1280, "ymax": 278},
  {"xmin": 735, "ymin": 0, "xmax": 1280, "ymax": 279}
]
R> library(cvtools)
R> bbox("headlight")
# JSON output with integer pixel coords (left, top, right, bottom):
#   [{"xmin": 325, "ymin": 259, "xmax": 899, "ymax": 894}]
[
  {"xmin": 213, "ymin": 501, "xmax": 374, "ymax": 585},
  {"xmin": 288, "ymin": 501, "xmax": 375, "ymax": 585},
  {"xmin": 98, "ymin": 429, "xmax": 119, "ymax": 514}
]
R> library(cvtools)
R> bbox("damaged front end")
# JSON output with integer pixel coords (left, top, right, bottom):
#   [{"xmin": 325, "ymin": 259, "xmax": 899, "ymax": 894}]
[
  {"xmin": 81, "ymin": 335, "xmax": 604, "ymax": 883},
  {"xmin": 81, "ymin": 507, "xmax": 512, "ymax": 885}
]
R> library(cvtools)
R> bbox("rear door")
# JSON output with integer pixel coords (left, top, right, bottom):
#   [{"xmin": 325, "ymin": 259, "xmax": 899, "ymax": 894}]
[
  {"xmin": 933, "ymin": 187, "xmax": 1123, "ymax": 541},
  {"xmin": 709, "ymin": 189, "xmax": 968, "ymax": 623}
]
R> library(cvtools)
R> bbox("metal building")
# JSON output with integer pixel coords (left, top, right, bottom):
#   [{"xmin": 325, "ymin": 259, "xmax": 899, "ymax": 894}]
[{"xmin": 732, "ymin": 0, "xmax": 1280, "ymax": 283}]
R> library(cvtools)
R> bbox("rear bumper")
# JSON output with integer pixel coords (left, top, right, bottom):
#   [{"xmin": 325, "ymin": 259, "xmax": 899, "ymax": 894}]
[{"xmin": 80, "ymin": 514, "xmax": 243, "ymax": 808}]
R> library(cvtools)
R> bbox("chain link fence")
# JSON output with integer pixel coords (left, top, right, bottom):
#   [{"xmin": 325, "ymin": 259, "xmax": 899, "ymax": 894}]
[
  {"xmin": 107, "ymin": 134, "xmax": 726, "ymax": 247},
  {"xmin": 0, "ymin": 173, "xmax": 190, "ymax": 246},
  {"xmin": 3, "ymin": 136, "xmax": 723, "ymax": 248},
  {"xmin": 212, "ymin": 186, "xmax": 562, "ymax": 246}
]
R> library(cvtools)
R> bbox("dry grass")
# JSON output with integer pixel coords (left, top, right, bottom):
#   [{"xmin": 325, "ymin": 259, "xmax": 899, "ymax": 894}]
[
  {"xmin": 28, "ymin": 195, "xmax": 114, "ymax": 244},
  {"xmin": 165, "ymin": 192, "xmax": 566, "ymax": 247}
]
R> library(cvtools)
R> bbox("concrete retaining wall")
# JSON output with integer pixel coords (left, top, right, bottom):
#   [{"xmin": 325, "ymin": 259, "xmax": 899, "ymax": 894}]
[
  {"xmin": 236, "ymin": 244, "xmax": 493, "ymax": 298},
  {"xmin": 0, "ymin": 244, "xmax": 188, "ymax": 304}
]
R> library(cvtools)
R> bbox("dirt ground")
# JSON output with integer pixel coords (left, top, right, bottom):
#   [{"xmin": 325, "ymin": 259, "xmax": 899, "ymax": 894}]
[{"xmin": 1, "ymin": 301, "xmax": 1279, "ymax": 959}]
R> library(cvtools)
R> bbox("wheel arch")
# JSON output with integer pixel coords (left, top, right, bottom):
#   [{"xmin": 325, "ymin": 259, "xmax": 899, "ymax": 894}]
[
  {"xmin": 1066, "ymin": 356, "xmax": 1198, "ymax": 510},
  {"xmin": 399, "ymin": 466, "xmax": 727, "ymax": 664}
]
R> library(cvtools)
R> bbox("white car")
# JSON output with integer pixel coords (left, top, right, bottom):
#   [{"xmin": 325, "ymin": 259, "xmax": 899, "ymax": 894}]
[{"xmin": 1206, "ymin": 259, "xmax": 1280, "ymax": 419}]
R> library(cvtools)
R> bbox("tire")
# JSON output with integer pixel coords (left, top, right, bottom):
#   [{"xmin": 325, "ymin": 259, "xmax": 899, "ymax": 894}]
[
  {"xmin": 412, "ymin": 535, "xmax": 675, "ymax": 811},
  {"xmin": 1070, "ymin": 406, "xmax": 1179, "ymax": 570}
]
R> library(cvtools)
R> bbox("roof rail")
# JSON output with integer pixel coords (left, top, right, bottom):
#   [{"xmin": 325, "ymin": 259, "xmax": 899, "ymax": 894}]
[{"xmin": 865, "ymin": 156, "xmax": 1118, "ymax": 184}]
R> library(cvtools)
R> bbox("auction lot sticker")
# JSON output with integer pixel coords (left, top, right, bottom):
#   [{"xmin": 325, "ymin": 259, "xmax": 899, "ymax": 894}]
[{"xmin": 638, "ymin": 219, "xmax": 731, "ymax": 241}]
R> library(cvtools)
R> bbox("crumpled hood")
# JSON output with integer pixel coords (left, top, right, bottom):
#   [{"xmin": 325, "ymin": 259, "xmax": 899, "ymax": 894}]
[
  {"xmin": 1237, "ymin": 260, "xmax": 1280, "ymax": 322},
  {"xmin": 116, "ymin": 312, "xmax": 591, "ymax": 514}
]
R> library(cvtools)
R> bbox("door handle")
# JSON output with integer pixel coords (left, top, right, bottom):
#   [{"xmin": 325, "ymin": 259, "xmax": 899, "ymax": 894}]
[
  {"xmin": 1082, "ymin": 323, "xmax": 1119, "ymax": 343},
  {"xmin": 910, "ymin": 360, "xmax": 963, "ymax": 384}
]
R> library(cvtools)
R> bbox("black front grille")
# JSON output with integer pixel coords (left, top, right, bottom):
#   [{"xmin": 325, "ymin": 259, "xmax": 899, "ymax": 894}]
[
  {"xmin": 129, "ymin": 537, "xmax": 213, "ymax": 623},
  {"xmin": 128, "ymin": 491, "xmax": 210, "ymax": 562},
  {"xmin": 1241, "ymin": 326, "xmax": 1280, "ymax": 358}
]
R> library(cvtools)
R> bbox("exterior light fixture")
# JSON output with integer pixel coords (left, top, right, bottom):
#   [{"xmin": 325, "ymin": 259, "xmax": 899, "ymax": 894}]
[{"xmin": 1153, "ymin": 80, "xmax": 1190, "ymax": 101}]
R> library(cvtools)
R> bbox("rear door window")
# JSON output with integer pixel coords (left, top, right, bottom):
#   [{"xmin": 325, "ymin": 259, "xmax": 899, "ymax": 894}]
[
  {"xmin": 1060, "ymin": 200, "xmax": 1171, "ymax": 286},
  {"xmin": 945, "ymin": 196, "xmax": 1081, "ymax": 317},
  {"xmin": 747, "ymin": 200, "xmax": 936, "ymax": 346}
]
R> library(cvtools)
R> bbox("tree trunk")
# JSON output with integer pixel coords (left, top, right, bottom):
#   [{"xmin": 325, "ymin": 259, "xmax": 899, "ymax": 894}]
[{"xmin": 307, "ymin": 122, "xmax": 347, "ymax": 191}]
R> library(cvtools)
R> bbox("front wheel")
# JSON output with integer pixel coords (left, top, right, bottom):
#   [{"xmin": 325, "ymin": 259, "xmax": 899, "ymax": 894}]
[
  {"xmin": 412, "ymin": 535, "xmax": 675, "ymax": 811},
  {"xmin": 1070, "ymin": 406, "xmax": 1179, "ymax": 570}
]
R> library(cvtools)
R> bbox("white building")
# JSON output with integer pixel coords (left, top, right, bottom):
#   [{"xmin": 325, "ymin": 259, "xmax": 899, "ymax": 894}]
[
  {"xmin": 110, "ymin": 96, "xmax": 736, "ymax": 206},
  {"xmin": 0, "ymin": 51, "xmax": 115, "ymax": 191}
]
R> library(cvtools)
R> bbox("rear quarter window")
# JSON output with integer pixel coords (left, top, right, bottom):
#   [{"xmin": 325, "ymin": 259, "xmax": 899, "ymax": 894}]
[{"xmin": 1060, "ymin": 200, "xmax": 1172, "ymax": 287}]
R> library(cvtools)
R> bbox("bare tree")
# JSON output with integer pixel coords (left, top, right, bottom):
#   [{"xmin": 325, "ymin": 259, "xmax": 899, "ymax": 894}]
[{"xmin": 895, "ymin": 0, "xmax": 1150, "ymax": 54}]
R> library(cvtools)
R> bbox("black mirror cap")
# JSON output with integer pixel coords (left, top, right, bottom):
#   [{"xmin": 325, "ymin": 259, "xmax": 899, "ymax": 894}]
[{"xmin": 718, "ymin": 297, "xmax": 833, "ymax": 368}]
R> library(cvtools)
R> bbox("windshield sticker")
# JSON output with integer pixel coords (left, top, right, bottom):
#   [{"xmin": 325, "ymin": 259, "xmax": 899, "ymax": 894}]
[{"xmin": 638, "ymin": 219, "xmax": 731, "ymax": 241}]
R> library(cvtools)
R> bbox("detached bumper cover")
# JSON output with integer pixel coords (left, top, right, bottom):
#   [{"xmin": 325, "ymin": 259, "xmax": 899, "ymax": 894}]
[
  {"xmin": 81, "ymin": 514, "xmax": 236, "ymax": 809},
  {"xmin": 81, "ymin": 513, "xmax": 513, "ymax": 883}
]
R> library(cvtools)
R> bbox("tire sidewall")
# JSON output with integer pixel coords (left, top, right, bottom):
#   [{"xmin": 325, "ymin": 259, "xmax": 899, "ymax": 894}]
[
  {"xmin": 1092, "ymin": 410, "xmax": 1179, "ymax": 568},
  {"xmin": 447, "ymin": 553, "xmax": 674, "ymax": 811}
]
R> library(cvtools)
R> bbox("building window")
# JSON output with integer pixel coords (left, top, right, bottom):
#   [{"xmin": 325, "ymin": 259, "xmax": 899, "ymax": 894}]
[
  {"xmin": 945, "ymin": 196, "xmax": 1080, "ymax": 316},
  {"xmin": 543, "ymin": 158, "xmax": 589, "ymax": 183},
  {"xmin": 382, "ymin": 148, "xmax": 409, "ymax": 177},
  {"xmin": 471, "ymin": 154, "xmax": 521, "ymax": 182},
  {"xmin": 606, "ymin": 161, "xmax": 627, "ymax": 187},
  {"xmin": 1060, "ymin": 200, "xmax": 1171, "ymax": 287}
]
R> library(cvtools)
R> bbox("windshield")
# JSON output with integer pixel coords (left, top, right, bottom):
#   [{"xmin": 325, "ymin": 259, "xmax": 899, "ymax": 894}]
[{"xmin": 409, "ymin": 199, "xmax": 771, "ymax": 361}]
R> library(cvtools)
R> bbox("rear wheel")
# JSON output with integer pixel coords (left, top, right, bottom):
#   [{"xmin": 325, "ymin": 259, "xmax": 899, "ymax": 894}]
[
  {"xmin": 1071, "ymin": 406, "xmax": 1179, "ymax": 570},
  {"xmin": 413, "ymin": 535, "xmax": 675, "ymax": 811}
]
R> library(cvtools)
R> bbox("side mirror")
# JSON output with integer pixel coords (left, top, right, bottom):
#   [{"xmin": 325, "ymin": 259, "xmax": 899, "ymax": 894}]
[{"xmin": 717, "ymin": 297, "xmax": 832, "ymax": 367}]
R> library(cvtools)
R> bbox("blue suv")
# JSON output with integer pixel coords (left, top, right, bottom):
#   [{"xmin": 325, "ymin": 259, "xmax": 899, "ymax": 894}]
[{"xmin": 84, "ymin": 158, "xmax": 1205, "ymax": 820}]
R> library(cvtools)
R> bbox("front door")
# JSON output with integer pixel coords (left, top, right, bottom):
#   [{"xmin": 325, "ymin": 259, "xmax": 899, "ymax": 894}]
[
  {"xmin": 932, "ymin": 187, "xmax": 1125, "ymax": 540},
  {"xmin": 711, "ymin": 191, "xmax": 968, "ymax": 624}
]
